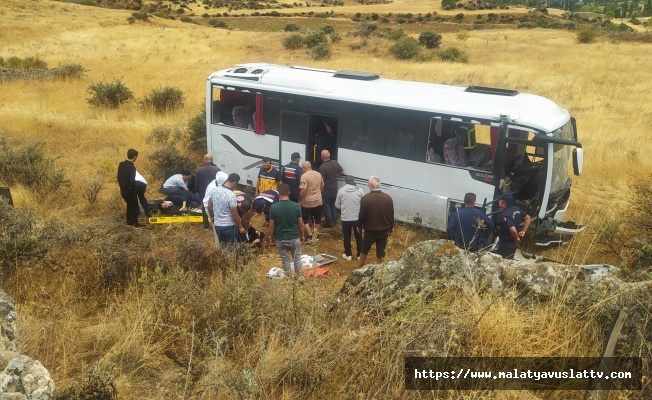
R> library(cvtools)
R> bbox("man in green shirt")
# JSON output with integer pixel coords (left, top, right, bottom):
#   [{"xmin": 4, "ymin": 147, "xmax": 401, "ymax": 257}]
[{"xmin": 269, "ymin": 183, "xmax": 305, "ymax": 276}]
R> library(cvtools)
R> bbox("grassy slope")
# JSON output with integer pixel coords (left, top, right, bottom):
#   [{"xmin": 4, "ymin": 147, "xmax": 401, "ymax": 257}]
[{"xmin": 1, "ymin": 0, "xmax": 651, "ymax": 397}]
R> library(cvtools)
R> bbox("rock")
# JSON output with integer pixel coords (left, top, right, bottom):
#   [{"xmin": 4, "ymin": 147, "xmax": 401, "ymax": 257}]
[
  {"xmin": 0, "ymin": 291, "xmax": 17, "ymax": 353},
  {"xmin": 0, "ymin": 291, "xmax": 55, "ymax": 399},
  {"xmin": 338, "ymin": 239, "xmax": 652, "ymax": 357}
]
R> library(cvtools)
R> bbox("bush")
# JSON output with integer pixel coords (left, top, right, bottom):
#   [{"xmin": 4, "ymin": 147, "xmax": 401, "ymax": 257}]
[
  {"xmin": 321, "ymin": 24, "xmax": 335, "ymax": 34},
  {"xmin": 418, "ymin": 30, "xmax": 442, "ymax": 49},
  {"xmin": 377, "ymin": 27, "xmax": 405, "ymax": 41},
  {"xmin": 3, "ymin": 56, "xmax": 47, "ymax": 70},
  {"xmin": 576, "ymin": 28, "xmax": 597, "ymax": 43},
  {"xmin": 283, "ymin": 33, "xmax": 304, "ymax": 50},
  {"xmin": 389, "ymin": 37, "xmax": 420, "ymax": 60},
  {"xmin": 208, "ymin": 18, "xmax": 228, "ymax": 28},
  {"xmin": 455, "ymin": 13, "xmax": 465, "ymax": 22},
  {"xmin": 355, "ymin": 23, "xmax": 377, "ymax": 38},
  {"xmin": 310, "ymin": 43, "xmax": 332, "ymax": 60},
  {"xmin": 0, "ymin": 199, "xmax": 51, "ymax": 277},
  {"xmin": 456, "ymin": 30, "xmax": 470, "ymax": 42},
  {"xmin": 604, "ymin": 10, "xmax": 615, "ymax": 19},
  {"xmin": 0, "ymin": 138, "xmax": 68, "ymax": 192},
  {"xmin": 147, "ymin": 125, "xmax": 183, "ymax": 146},
  {"xmin": 304, "ymin": 31, "xmax": 327, "ymax": 48},
  {"xmin": 438, "ymin": 46, "xmax": 468, "ymax": 63},
  {"xmin": 21, "ymin": 56, "xmax": 48, "ymax": 70},
  {"xmin": 52, "ymin": 63, "xmax": 86, "ymax": 80},
  {"xmin": 150, "ymin": 146, "xmax": 197, "ymax": 179},
  {"xmin": 131, "ymin": 11, "xmax": 149, "ymax": 21},
  {"xmin": 53, "ymin": 364, "xmax": 118, "ymax": 400},
  {"xmin": 186, "ymin": 107, "xmax": 207, "ymax": 151},
  {"xmin": 284, "ymin": 23, "xmax": 300, "ymax": 31},
  {"xmin": 141, "ymin": 86, "xmax": 185, "ymax": 114},
  {"xmin": 87, "ymin": 79, "xmax": 133, "ymax": 108},
  {"xmin": 442, "ymin": 0, "xmax": 456, "ymax": 10}
]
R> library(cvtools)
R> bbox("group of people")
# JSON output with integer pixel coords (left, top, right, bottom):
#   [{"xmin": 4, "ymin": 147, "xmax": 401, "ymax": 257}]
[
  {"xmin": 249, "ymin": 150, "xmax": 395, "ymax": 275},
  {"xmin": 447, "ymin": 192, "xmax": 531, "ymax": 259},
  {"xmin": 119, "ymin": 147, "xmax": 529, "ymax": 278}
]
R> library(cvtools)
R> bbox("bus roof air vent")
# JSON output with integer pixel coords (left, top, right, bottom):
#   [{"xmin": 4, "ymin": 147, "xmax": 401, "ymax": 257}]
[
  {"xmin": 233, "ymin": 68, "xmax": 249, "ymax": 74},
  {"xmin": 251, "ymin": 69, "xmax": 264, "ymax": 74},
  {"xmin": 333, "ymin": 70, "xmax": 380, "ymax": 81},
  {"xmin": 465, "ymin": 85, "xmax": 519, "ymax": 96}
]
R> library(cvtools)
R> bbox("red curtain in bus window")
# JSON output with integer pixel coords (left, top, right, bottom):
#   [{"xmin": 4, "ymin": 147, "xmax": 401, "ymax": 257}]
[{"xmin": 254, "ymin": 93, "xmax": 266, "ymax": 135}]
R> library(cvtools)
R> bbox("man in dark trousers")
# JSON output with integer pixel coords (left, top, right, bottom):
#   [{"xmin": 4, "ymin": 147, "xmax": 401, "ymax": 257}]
[
  {"xmin": 117, "ymin": 149, "xmax": 142, "ymax": 227},
  {"xmin": 319, "ymin": 149, "xmax": 343, "ymax": 228},
  {"xmin": 281, "ymin": 152, "xmax": 303, "ymax": 203},
  {"xmin": 447, "ymin": 192, "xmax": 494, "ymax": 252},
  {"xmin": 357, "ymin": 176, "xmax": 394, "ymax": 267},
  {"xmin": 195, "ymin": 154, "xmax": 221, "ymax": 229},
  {"xmin": 494, "ymin": 193, "xmax": 531, "ymax": 259}
]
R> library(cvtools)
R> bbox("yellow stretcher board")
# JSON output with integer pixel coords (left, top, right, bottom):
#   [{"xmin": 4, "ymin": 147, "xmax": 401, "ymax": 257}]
[{"xmin": 148, "ymin": 215, "xmax": 203, "ymax": 224}]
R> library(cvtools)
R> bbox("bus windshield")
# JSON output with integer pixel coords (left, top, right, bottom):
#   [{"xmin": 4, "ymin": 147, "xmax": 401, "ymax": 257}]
[{"xmin": 550, "ymin": 120, "xmax": 573, "ymax": 194}]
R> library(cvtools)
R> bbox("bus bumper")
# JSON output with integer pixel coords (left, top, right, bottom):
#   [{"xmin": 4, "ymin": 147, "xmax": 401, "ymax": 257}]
[{"xmin": 534, "ymin": 199, "xmax": 586, "ymax": 247}]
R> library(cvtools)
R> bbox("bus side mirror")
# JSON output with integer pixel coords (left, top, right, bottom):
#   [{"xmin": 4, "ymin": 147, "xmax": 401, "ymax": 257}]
[{"xmin": 573, "ymin": 148, "xmax": 583, "ymax": 176}]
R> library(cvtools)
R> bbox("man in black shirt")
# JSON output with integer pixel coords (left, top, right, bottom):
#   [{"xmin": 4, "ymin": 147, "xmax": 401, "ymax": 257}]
[{"xmin": 117, "ymin": 149, "xmax": 142, "ymax": 227}]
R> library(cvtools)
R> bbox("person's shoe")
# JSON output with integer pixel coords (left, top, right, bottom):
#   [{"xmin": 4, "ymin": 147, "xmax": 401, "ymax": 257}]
[
  {"xmin": 188, "ymin": 207, "xmax": 202, "ymax": 213},
  {"xmin": 179, "ymin": 207, "xmax": 187, "ymax": 212},
  {"xmin": 132, "ymin": 223, "xmax": 145, "ymax": 228},
  {"xmin": 342, "ymin": 254, "xmax": 352, "ymax": 261}
]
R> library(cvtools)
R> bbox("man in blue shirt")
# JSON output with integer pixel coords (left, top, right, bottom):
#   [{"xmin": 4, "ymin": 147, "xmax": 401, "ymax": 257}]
[
  {"xmin": 447, "ymin": 192, "xmax": 494, "ymax": 252},
  {"xmin": 281, "ymin": 152, "xmax": 303, "ymax": 203},
  {"xmin": 494, "ymin": 193, "xmax": 531, "ymax": 259}
]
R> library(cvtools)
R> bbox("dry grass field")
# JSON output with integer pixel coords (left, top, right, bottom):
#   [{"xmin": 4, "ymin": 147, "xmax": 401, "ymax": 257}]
[{"xmin": 1, "ymin": 0, "xmax": 651, "ymax": 398}]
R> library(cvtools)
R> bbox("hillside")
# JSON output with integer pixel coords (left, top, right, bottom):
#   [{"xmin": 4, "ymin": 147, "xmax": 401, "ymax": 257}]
[{"xmin": 1, "ymin": 0, "xmax": 652, "ymax": 398}]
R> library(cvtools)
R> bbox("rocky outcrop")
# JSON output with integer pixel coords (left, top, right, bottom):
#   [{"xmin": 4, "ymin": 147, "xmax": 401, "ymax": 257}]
[
  {"xmin": 0, "ymin": 290, "xmax": 54, "ymax": 399},
  {"xmin": 339, "ymin": 240, "xmax": 652, "ymax": 356}
]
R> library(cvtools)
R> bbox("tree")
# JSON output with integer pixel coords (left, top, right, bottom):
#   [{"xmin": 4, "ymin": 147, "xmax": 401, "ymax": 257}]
[
  {"xmin": 418, "ymin": 31, "xmax": 442, "ymax": 49},
  {"xmin": 622, "ymin": 0, "xmax": 628, "ymax": 18}
]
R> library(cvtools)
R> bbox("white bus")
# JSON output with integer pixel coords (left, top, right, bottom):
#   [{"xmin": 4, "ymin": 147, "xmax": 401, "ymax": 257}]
[{"xmin": 205, "ymin": 63, "xmax": 585, "ymax": 246}]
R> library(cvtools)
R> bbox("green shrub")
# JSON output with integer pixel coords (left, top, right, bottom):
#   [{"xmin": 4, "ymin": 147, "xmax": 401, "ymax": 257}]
[
  {"xmin": 389, "ymin": 37, "xmax": 420, "ymax": 60},
  {"xmin": 377, "ymin": 27, "xmax": 405, "ymax": 41},
  {"xmin": 3, "ymin": 56, "xmax": 47, "ymax": 70},
  {"xmin": 630, "ymin": 18, "xmax": 641, "ymax": 25},
  {"xmin": 150, "ymin": 146, "xmax": 197, "ymax": 179},
  {"xmin": 0, "ymin": 199, "xmax": 51, "ymax": 277},
  {"xmin": 283, "ymin": 33, "xmax": 304, "ymax": 49},
  {"xmin": 0, "ymin": 138, "xmax": 68, "ymax": 192},
  {"xmin": 576, "ymin": 28, "xmax": 597, "ymax": 43},
  {"xmin": 147, "ymin": 125, "xmax": 183, "ymax": 146},
  {"xmin": 321, "ymin": 24, "xmax": 335, "ymax": 34},
  {"xmin": 5, "ymin": 56, "xmax": 22, "ymax": 69},
  {"xmin": 418, "ymin": 30, "xmax": 442, "ymax": 49},
  {"xmin": 438, "ymin": 46, "xmax": 468, "ymax": 63},
  {"xmin": 456, "ymin": 30, "xmax": 470, "ymax": 42},
  {"xmin": 131, "ymin": 11, "xmax": 149, "ymax": 21},
  {"xmin": 87, "ymin": 79, "xmax": 134, "ymax": 108},
  {"xmin": 141, "ymin": 86, "xmax": 185, "ymax": 114},
  {"xmin": 208, "ymin": 18, "xmax": 228, "ymax": 28},
  {"xmin": 284, "ymin": 23, "xmax": 300, "ymax": 31},
  {"xmin": 455, "ymin": 13, "xmax": 465, "ymax": 22},
  {"xmin": 52, "ymin": 63, "xmax": 86, "ymax": 80},
  {"xmin": 304, "ymin": 31, "xmax": 327, "ymax": 48},
  {"xmin": 604, "ymin": 10, "xmax": 615, "ymax": 19},
  {"xmin": 310, "ymin": 43, "xmax": 332, "ymax": 60},
  {"xmin": 441, "ymin": 0, "xmax": 456, "ymax": 10},
  {"xmin": 0, "ymin": 57, "xmax": 4, "ymax": 67},
  {"xmin": 180, "ymin": 16, "xmax": 197, "ymax": 24},
  {"xmin": 355, "ymin": 23, "xmax": 377, "ymax": 37},
  {"xmin": 21, "ymin": 56, "xmax": 48, "ymax": 70},
  {"xmin": 186, "ymin": 107, "xmax": 207, "ymax": 151}
]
